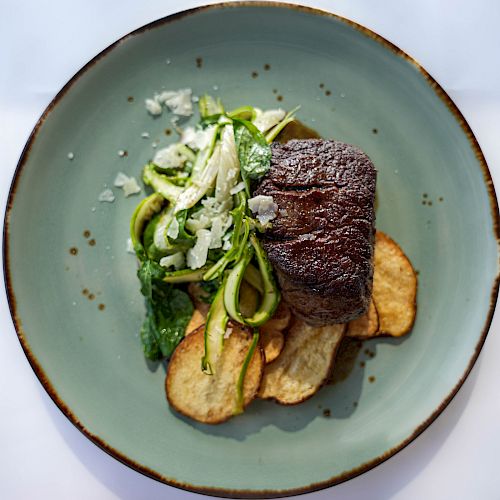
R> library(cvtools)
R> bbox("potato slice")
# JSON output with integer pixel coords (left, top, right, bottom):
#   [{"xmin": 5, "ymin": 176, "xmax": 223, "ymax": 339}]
[
  {"xmin": 261, "ymin": 301, "xmax": 292, "ymax": 333},
  {"xmin": 347, "ymin": 301, "xmax": 379, "ymax": 338},
  {"xmin": 260, "ymin": 329, "xmax": 285, "ymax": 363},
  {"xmin": 166, "ymin": 324, "xmax": 264, "ymax": 424},
  {"xmin": 373, "ymin": 231, "xmax": 417, "ymax": 337},
  {"xmin": 185, "ymin": 308, "xmax": 206, "ymax": 336},
  {"xmin": 258, "ymin": 319, "xmax": 346, "ymax": 404}
]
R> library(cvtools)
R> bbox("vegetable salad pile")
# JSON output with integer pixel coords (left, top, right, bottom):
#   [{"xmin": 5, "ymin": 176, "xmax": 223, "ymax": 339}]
[{"xmin": 131, "ymin": 95, "xmax": 298, "ymax": 376}]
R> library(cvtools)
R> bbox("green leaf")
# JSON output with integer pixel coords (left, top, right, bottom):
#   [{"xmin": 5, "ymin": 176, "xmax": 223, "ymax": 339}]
[
  {"xmin": 138, "ymin": 260, "xmax": 194, "ymax": 359},
  {"xmin": 137, "ymin": 260, "xmax": 165, "ymax": 300},
  {"xmin": 233, "ymin": 119, "xmax": 272, "ymax": 193}
]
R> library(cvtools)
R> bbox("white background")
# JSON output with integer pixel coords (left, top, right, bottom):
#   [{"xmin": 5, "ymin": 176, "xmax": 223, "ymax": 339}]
[{"xmin": 1, "ymin": 1, "xmax": 500, "ymax": 499}]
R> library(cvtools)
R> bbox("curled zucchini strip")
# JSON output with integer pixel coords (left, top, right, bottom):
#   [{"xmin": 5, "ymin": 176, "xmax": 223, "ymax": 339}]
[
  {"xmin": 224, "ymin": 234, "xmax": 280, "ymax": 327},
  {"xmin": 234, "ymin": 329, "xmax": 260, "ymax": 415},
  {"xmin": 130, "ymin": 193, "xmax": 164, "ymax": 260},
  {"xmin": 201, "ymin": 278, "xmax": 229, "ymax": 375},
  {"xmin": 163, "ymin": 266, "xmax": 210, "ymax": 283}
]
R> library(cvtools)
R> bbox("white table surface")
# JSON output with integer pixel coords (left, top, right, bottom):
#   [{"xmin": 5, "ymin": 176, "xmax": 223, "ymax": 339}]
[{"xmin": 1, "ymin": 1, "xmax": 500, "ymax": 499}]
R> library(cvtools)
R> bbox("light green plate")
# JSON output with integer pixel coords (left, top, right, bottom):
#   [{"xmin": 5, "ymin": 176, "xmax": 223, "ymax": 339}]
[{"xmin": 5, "ymin": 2, "xmax": 499, "ymax": 497}]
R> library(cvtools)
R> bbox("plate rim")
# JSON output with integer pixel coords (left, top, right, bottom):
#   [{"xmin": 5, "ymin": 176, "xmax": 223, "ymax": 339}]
[{"xmin": 3, "ymin": 2, "xmax": 500, "ymax": 498}]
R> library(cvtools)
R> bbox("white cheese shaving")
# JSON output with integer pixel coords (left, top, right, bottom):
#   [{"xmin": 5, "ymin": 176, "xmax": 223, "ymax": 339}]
[
  {"xmin": 122, "ymin": 177, "xmax": 141, "ymax": 197},
  {"xmin": 181, "ymin": 126, "xmax": 215, "ymax": 150},
  {"xmin": 230, "ymin": 181, "xmax": 246, "ymax": 195},
  {"xmin": 98, "ymin": 189, "xmax": 115, "ymax": 203},
  {"xmin": 160, "ymin": 252, "xmax": 185, "ymax": 270},
  {"xmin": 118, "ymin": 150, "xmax": 126, "ymax": 157},
  {"xmin": 187, "ymin": 229, "xmax": 211, "ymax": 269},
  {"xmin": 113, "ymin": 172, "xmax": 130, "ymax": 187},
  {"xmin": 67, "ymin": 152, "xmax": 74, "ymax": 160},
  {"xmin": 126, "ymin": 238, "xmax": 135, "ymax": 254},
  {"xmin": 113, "ymin": 172, "xmax": 141, "ymax": 197},
  {"xmin": 209, "ymin": 217, "xmax": 224, "ymax": 249},
  {"xmin": 248, "ymin": 195, "xmax": 278, "ymax": 225},
  {"xmin": 145, "ymin": 98, "xmax": 162, "ymax": 116},
  {"xmin": 253, "ymin": 108, "xmax": 286, "ymax": 133},
  {"xmin": 299, "ymin": 233, "xmax": 317, "ymax": 241},
  {"xmin": 153, "ymin": 144, "xmax": 187, "ymax": 169},
  {"xmin": 159, "ymin": 88, "xmax": 193, "ymax": 116},
  {"xmin": 141, "ymin": 132, "xmax": 150, "ymax": 139},
  {"xmin": 279, "ymin": 208, "xmax": 289, "ymax": 217}
]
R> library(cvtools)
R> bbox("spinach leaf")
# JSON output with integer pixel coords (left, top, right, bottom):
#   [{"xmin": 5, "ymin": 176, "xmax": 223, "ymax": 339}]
[
  {"xmin": 233, "ymin": 119, "xmax": 271, "ymax": 193},
  {"xmin": 137, "ymin": 260, "xmax": 194, "ymax": 360}
]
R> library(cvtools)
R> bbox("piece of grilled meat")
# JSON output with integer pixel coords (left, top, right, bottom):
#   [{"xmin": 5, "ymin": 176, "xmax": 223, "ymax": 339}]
[{"xmin": 255, "ymin": 139, "xmax": 376, "ymax": 325}]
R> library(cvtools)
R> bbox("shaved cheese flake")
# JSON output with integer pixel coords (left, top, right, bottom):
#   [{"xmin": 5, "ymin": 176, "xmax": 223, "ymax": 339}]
[
  {"xmin": 153, "ymin": 144, "xmax": 187, "ymax": 169},
  {"xmin": 114, "ymin": 172, "xmax": 130, "ymax": 187},
  {"xmin": 98, "ymin": 189, "xmax": 115, "ymax": 203},
  {"xmin": 181, "ymin": 126, "xmax": 215, "ymax": 150},
  {"xmin": 123, "ymin": 177, "xmax": 141, "ymax": 197},
  {"xmin": 230, "ymin": 181, "xmax": 246, "ymax": 195},
  {"xmin": 166, "ymin": 216, "xmax": 179, "ymax": 239},
  {"xmin": 160, "ymin": 252, "xmax": 185, "ymax": 270},
  {"xmin": 187, "ymin": 229, "xmax": 211, "ymax": 269},
  {"xmin": 145, "ymin": 98, "xmax": 162, "ymax": 116},
  {"xmin": 248, "ymin": 195, "xmax": 278, "ymax": 225},
  {"xmin": 162, "ymin": 88, "xmax": 193, "ymax": 116}
]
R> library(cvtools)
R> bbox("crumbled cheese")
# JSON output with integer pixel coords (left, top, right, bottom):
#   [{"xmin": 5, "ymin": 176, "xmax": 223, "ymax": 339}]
[
  {"xmin": 186, "ymin": 229, "xmax": 211, "ymax": 269},
  {"xmin": 160, "ymin": 252, "xmax": 185, "ymax": 270},
  {"xmin": 299, "ymin": 233, "xmax": 317, "ymax": 241},
  {"xmin": 118, "ymin": 149, "xmax": 126, "ymax": 157},
  {"xmin": 222, "ymin": 238, "xmax": 232, "ymax": 251},
  {"xmin": 181, "ymin": 125, "xmax": 215, "ymax": 150},
  {"xmin": 141, "ymin": 132, "xmax": 150, "ymax": 139},
  {"xmin": 98, "ymin": 189, "xmax": 115, "ymax": 203},
  {"xmin": 279, "ymin": 208, "xmax": 289, "ymax": 217},
  {"xmin": 253, "ymin": 108, "xmax": 286, "ymax": 133},
  {"xmin": 113, "ymin": 172, "xmax": 141, "ymax": 197},
  {"xmin": 166, "ymin": 216, "xmax": 179, "ymax": 239},
  {"xmin": 126, "ymin": 238, "xmax": 135, "ymax": 254},
  {"xmin": 113, "ymin": 172, "xmax": 130, "ymax": 187},
  {"xmin": 151, "ymin": 141, "xmax": 159, "ymax": 149},
  {"xmin": 122, "ymin": 177, "xmax": 141, "ymax": 197},
  {"xmin": 67, "ymin": 152, "xmax": 74, "ymax": 160},
  {"xmin": 230, "ymin": 181, "xmax": 246, "ymax": 195},
  {"xmin": 209, "ymin": 217, "xmax": 224, "ymax": 249},
  {"xmin": 153, "ymin": 144, "xmax": 186, "ymax": 169},
  {"xmin": 158, "ymin": 88, "xmax": 193, "ymax": 116},
  {"xmin": 145, "ymin": 98, "xmax": 162, "ymax": 116},
  {"xmin": 248, "ymin": 195, "xmax": 278, "ymax": 225}
]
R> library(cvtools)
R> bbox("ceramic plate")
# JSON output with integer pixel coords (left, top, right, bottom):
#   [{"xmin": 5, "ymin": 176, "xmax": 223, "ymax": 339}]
[{"xmin": 4, "ymin": 2, "xmax": 499, "ymax": 497}]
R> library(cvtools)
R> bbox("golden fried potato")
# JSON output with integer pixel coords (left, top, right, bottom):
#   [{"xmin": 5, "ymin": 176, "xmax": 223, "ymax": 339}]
[
  {"xmin": 372, "ymin": 231, "xmax": 417, "ymax": 337},
  {"xmin": 347, "ymin": 301, "xmax": 379, "ymax": 338},
  {"xmin": 261, "ymin": 301, "xmax": 291, "ymax": 334},
  {"xmin": 185, "ymin": 308, "xmax": 206, "ymax": 336},
  {"xmin": 260, "ymin": 329, "xmax": 285, "ymax": 363},
  {"xmin": 258, "ymin": 319, "xmax": 346, "ymax": 405},
  {"xmin": 166, "ymin": 324, "xmax": 264, "ymax": 424}
]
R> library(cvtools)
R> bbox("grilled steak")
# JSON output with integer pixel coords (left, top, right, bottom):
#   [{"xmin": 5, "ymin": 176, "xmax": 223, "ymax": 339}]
[{"xmin": 255, "ymin": 139, "xmax": 376, "ymax": 325}]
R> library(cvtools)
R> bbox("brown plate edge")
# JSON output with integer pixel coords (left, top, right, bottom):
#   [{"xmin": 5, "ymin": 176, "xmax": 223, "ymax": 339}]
[{"xmin": 3, "ymin": 2, "xmax": 500, "ymax": 498}]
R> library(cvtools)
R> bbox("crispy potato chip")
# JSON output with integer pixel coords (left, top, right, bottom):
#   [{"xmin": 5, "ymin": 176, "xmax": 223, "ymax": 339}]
[
  {"xmin": 258, "ymin": 319, "xmax": 346, "ymax": 405},
  {"xmin": 372, "ymin": 231, "xmax": 417, "ymax": 337},
  {"xmin": 166, "ymin": 324, "xmax": 264, "ymax": 424},
  {"xmin": 260, "ymin": 329, "xmax": 285, "ymax": 363},
  {"xmin": 186, "ymin": 308, "xmax": 206, "ymax": 336},
  {"xmin": 261, "ymin": 301, "xmax": 292, "ymax": 333},
  {"xmin": 347, "ymin": 301, "xmax": 379, "ymax": 338}
]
